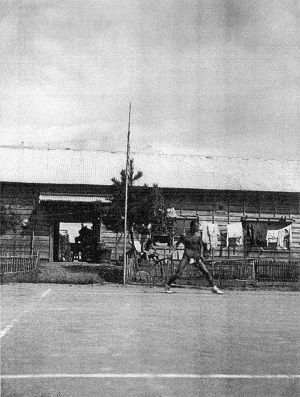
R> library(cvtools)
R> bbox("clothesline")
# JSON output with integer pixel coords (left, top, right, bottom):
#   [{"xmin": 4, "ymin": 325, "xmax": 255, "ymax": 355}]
[
  {"xmin": 241, "ymin": 216, "xmax": 294, "ymax": 223},
  {"xmin": 199, "ymin": 221, "xmax": 292, "ymax": 249}
]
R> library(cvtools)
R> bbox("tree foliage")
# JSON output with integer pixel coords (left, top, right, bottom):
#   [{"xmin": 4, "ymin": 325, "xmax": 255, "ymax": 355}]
[
  {"xmin": 102, "ymin": 160, "xmax": 173, "ymax": 239},
  {"xmin": 103, "ymin": 159, "xmax": 143, "ymax": 234},
  {"xmin": 0, "ymin": 205, "xmax": 20, "ymax": 235}
]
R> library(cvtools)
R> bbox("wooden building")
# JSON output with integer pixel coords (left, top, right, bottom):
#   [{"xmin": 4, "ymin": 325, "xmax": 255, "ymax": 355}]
[{"xmin": 1, "ymin": 146, "xmax": 300, "ymax": 262}]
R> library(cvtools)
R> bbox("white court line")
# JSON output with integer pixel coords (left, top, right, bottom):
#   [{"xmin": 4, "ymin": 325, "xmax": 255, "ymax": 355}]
[
  {"xmin": 1, "ymin": 374, "xmax": 300, "ymax": 379},
  {"xmin": 48, "ymin": 291, "xmax": 210, "ymax": 297},
  {"xmin": 0, "ymin": 322, "xmax": 17, "ymax": 339},
  {"xmin": 0, "ymin": 288, "xmax": 52, "ymax": 339},
  {"xmin": 41, "ymin": 289, "xmax": 52, "ymax": 298}
]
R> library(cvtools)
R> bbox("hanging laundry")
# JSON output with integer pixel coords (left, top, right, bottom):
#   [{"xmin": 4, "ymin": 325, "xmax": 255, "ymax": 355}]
[
  {"xmin": 246, "ymin": 224, "xmax": 254, "ymax": 245},
  {"xmin": 200, "ymin": 221, "xmax": 220, "ymax": 250},
  {"xmin": 200, "ymin": 221, "xmax": 211, "ymax": 257},
  {"xmin": 252, "ymin": 223, "xmax": 267, "ymax": 246},
  {"xmin": 277, "ymin": 229, "xmax": 287, "ymax": 249},
  {"xmin": 286, "ymin": 224, "xmax": 292, "ymax": 244},
  {"xmin": 226, "ymin": 222, "xmax": 243, "ymax": 247},
  {"xmin": 200, "ymin": 221, "xmax": 210, "ymax": 245},
  {"xmin": 277, "ymin": 224, "xmax": 292, "ymax": 249},
  {"xmin": 207, "ymin": 223, "xmax": 220, "ymax": 249},
  {"xmin": 266, "ymin": 229, "xmax": 279, "ymax": 245},
  {"xmin": 167, "ymin": 208, "xmax": 178, "ymax": 218}
]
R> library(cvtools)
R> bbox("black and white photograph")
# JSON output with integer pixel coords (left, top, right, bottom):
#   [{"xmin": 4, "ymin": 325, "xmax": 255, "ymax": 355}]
[{"xmin": 1, "ymin": 1, "xmax": 300, "ymax": 396}]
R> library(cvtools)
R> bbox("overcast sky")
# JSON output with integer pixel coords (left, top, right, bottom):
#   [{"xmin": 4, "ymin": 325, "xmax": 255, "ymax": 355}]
[{"xmin": 0, "ymin": 0, "xmax": 299, "ymax": 160}]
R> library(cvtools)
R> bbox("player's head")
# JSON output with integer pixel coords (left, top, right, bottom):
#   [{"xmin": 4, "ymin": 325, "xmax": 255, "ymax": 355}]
[{"xmin": 190, "ymin": 220, "xmax": 199, "ymax": 232}]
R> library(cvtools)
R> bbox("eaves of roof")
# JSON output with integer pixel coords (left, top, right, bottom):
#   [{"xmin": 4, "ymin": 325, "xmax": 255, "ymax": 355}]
[{"xmin": 0, "ymin": 146, "xmax": 299, "ymax": 193}]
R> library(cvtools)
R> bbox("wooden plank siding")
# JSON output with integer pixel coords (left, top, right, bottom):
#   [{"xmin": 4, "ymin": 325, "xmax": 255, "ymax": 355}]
[
  {"xmin": 0, "ymin": 184, "xmax": 36, "ymax": 256},
  {"xmin": 1, "ymin": 182, "xmax": 300, "ymax": 262},
  {"xmin": 166, "ymin": 190, "xmax": 300, "ymax": 262},
  {"xmin": 98, "ymin": 224, "xmax": 129, "ymax": 261},
  {"xmin": 0, "ymin": 182, "xmax": 112, "ymax": 260}
]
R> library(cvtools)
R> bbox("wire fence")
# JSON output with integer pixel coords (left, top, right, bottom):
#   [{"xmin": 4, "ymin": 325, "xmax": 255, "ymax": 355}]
[
  {"xmin": 0, "ymin": 251, "xmax": 40, "ymax": 274},
  {"xmin": 253, "ymin": 260, "xmax": 299, "ymax": 282},
  {"xmin": 127, "ymin": 258, "xmax": 300, "ymax": 285}
]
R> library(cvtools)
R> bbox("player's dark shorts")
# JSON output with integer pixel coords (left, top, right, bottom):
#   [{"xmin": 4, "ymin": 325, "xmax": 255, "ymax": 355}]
[{"xmin": 183, "ymin": 249, "xmax": 201, "ymax": 260}]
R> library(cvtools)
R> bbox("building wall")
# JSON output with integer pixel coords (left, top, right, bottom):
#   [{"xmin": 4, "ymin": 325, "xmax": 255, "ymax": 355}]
[
  {"xmin": 0, "ymin": 183, "xmax": 58, "ymax": 259},
  {"xmin": 165, "ymin": 189, "xmax": 300, "ymax": 261},
  {"xmin": 1, "ymin": 183, "xmax": 300, "ymax": 261},
  {"xmin": 0, "ymin": 183, "xmax": 111, "ymax": 260},
  {"xmin": 1, "ymin": 183, "xmax": 36, "ymax": 255}
]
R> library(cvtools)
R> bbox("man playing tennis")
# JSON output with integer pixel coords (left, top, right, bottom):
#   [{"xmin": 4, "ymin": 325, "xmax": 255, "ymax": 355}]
[{"xmin": 165, "ymin": 220, "xmax": 223, "ymax": 294}]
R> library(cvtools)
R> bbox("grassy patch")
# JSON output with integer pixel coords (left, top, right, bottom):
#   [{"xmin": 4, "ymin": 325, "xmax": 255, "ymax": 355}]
[
  {"xmin": 34, "ymin": 261, "xmax": 124, "ymax": 284},
  {"xmin": 36, "ymin": 262, "xmax": 106, "ymax": 285}
]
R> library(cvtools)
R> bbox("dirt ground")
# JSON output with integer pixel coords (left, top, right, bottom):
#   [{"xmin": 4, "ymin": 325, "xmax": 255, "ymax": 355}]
[{"xmin": 1, "ymin": 283, "xmax": 300, "ymax": 397}]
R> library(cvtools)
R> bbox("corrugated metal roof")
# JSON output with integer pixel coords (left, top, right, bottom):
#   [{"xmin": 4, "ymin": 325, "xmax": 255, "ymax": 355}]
[
  {"xmin": 0, "ymin": 146, "xmax": 299, "ymax": 193},
  {"xmin": 39, "ymin": 193, "xmax": 111, "ymax": 203}
]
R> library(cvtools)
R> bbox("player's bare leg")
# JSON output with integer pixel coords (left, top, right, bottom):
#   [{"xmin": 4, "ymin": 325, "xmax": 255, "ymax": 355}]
[
  {"xmin": 196, "ymin": 258, "xmax": 224, "ymax": 294},
  {"xmin": 165, "ymin": 255, "xmax": 189, "ymax": 293}
]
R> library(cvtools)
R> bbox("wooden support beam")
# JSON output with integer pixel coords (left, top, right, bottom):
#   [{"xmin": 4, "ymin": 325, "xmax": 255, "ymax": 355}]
[{"xmin": 227, "ymin": 195, "xmax": 230, "ymax": 260}]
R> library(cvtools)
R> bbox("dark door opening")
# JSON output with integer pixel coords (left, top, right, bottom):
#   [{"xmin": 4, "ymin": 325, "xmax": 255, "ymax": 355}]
[
  {"xmin": 59, "ymin": 222, "xmax": 93, "ymax": 262},
  {"xmin": 54, "ymin": 221, "xmax": 102, "ymax": 262},
  {"xmin": 44, "ymin": 200, "xmax": 105, "ymax": 262}
]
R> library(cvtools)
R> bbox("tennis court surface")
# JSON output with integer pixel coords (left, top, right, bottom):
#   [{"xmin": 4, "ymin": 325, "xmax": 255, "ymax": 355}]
[{"xmin": 1, "ymin": 283, "xmax": 300, "ymax": 397}]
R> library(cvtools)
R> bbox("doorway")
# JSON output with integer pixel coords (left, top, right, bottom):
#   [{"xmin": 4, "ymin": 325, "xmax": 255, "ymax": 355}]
[{"xmin": 59, "ymin": 222, "xmax": 93, "ymax": 261}]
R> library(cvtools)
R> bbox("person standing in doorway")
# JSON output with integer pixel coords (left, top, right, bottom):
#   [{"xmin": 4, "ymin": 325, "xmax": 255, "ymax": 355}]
[{"xmin": 165, "ymin": 220, "xmax": 223, "ymax": 294}]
